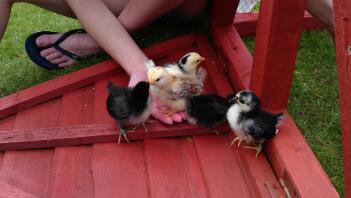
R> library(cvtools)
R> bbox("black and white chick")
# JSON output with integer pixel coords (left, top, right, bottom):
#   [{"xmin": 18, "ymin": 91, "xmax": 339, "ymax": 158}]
[
  {"xmin": 106, "ymin": 81, "xmax": 152, "ymax": 144},
  {"xmin": 226, "ymin": 90, "xmax": 284, "ymax": 156},
  {"xmin": 186, "ymin": 94, "xmax": 230, "ymax": 135}
]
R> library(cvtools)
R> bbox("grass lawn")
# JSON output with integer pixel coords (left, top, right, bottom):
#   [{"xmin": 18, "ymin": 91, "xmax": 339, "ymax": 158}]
[{"xmin": 0, "ymin": 4, "xmax": 344, "ymax": 197}]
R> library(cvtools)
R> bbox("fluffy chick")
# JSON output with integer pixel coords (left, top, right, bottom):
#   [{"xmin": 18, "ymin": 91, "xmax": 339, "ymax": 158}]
[
  {"xmin": 106, "ymin": 81, "xmax": 152, "ymax": 144},
  {"xmin": 146, "ymin": 62, "xmax": 185, "ymax": 113},
  {"xmin": 146, "ymin": 52, "xmax": 206, "ymax": 114},
  {"xmin": 164, "ymin": 52, "xmax": 205, "ymax": 77},
  {"xmin": 226, "ymin": 90, "xmax": 284, "ymax": 156},
  {"xmin": 186, "ymin": 94, "xmax": 230, "ymax": 134}
]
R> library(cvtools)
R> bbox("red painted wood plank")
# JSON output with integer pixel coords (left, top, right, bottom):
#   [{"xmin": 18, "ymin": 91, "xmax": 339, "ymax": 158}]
[
  {"xmin": 0, "ymin": 60, "xmax": 122, "ymax": 120},
  {"xmin": 0, "ymin": 150, "xmax": 54, "ymax": 197},
  {"xmin": 0, "ymin": 152, "xmax": 3, "ymax": 169},
  {"xmin": 333, "ymin": 0, "xmax": 351, "ymax": 196},
  {"xmin": 194, "ymin": 134, "xmax": 283, "ymax": 197},
  {"xmin": 0, "ymin": 98, "xmax": 60, "ymax": 197},
  {"xmin": 143, "ymin": 34, "xmax": 197, "ymax": 60},
  {"xmin": 211, "ymin": 25, "xmax": 252, "ymax": 90},
  {"xmin": 0, "ymin": 123, "xmax": 229, "ymax": 151},
  {"xmin": 210, "ymin": 0, "xmax": 239, "ymax": 26},
  {"xmin": 144, "ymin": 138, "xmax": 207, "ymax": 198},
  {"xmin": 0, "ymin": 115, "xmax": 16, "ymax": 131},
  {"xmin": 0, "ymin": 180, "xmax": 38, "ymax": 198},
  {"xmin": 234, "ymin": 12, "xmax": 325, "ymax": 38},
  {"xmin": 49, "ymin": 146, "xmax": 93, "ymax": 198},
  {"xmin": 58, "ymin": 85, "xmax": 95, "ymax": 126},
  {"xmin": 192, "ymin": 135, "xmax": 255, "ymax": 198},
  {"xmin": 265, "ymin": 111, "xmax": 339, "ymax": 197},
  {"xmin": 249, "ymin": 0, "xmax": 307, "ymax": 110},
  {"xmin": 226, "ymin": 133, "xmax": 284, "ymax": 197},
  {"xmin": 49, "ymin": 86, "xmax": 95, "ymax": 198},
  {"xmin": 91, "ymin": 143, "xmax": 149, "ymax": 198},
  {"xmin": 195, "ymin": 35, "xmax": 234, "ymax": 96}
]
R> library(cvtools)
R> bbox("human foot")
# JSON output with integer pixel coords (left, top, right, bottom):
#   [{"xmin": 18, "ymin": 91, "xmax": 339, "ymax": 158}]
[{"xmin": 36, "ymin": 31, "xmax": 101, "ymax": 67}]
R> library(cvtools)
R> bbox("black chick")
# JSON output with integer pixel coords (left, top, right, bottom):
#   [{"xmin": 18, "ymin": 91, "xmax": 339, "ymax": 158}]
[
  {"xmin": 106, "ymin": 81, "xmax": 152, "ymax": 144},
  {"xmin": 226, "ymin": 90, "xmax": 284, "ymax": 157},
  {"xmin": 186, "ymin": 94, "xmax": 230, "ymax": 135}
]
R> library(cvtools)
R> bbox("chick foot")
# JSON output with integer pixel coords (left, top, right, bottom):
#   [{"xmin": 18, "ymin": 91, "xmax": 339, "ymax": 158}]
[
  {"xmin": 244, "ymin": 144, "xmax": 263, "ymax": 157},
  {"xmin": 131, "ymin": 123, "xmax": 148, "ymax": 133},
  {"xmin": 230, "ymin": 136, "xmax": 245, "ymax": 147},
  {"xmin": 118, "ymin": 127, "xmax": 130, "ymax": 144}
]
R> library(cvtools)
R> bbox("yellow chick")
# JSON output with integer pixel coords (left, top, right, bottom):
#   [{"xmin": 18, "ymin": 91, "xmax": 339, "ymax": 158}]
[{"xmin": 145, "ymin": 52, "xmax": 207, "ymax": 114}]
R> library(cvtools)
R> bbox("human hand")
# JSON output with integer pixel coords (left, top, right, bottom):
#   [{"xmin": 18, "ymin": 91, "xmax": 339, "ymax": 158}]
[{"xmin": 151, "ymin": 97, "xmax": 187, "ymax": 125}]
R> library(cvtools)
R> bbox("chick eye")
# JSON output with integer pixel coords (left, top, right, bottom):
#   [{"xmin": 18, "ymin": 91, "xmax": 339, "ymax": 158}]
[
  {"xmin": 156, "ymin": 78, "xmax": 160, "ymax": 82},
  {"xmin": 239, "ymin": 99, "xmax": 245, "ymax": 104}
]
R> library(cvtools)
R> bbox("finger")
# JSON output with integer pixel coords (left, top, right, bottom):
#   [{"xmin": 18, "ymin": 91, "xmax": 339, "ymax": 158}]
[
  {"xmin": 179, "ymin": 111, "xmax": 188, "ymax": 120},
  {"xmin": 152, "ymin": 110, "xmax": 173, "ymax": 125},
  {"xmin": 171, "ymin": 113, "xmax": 182, "ymax": 123}
]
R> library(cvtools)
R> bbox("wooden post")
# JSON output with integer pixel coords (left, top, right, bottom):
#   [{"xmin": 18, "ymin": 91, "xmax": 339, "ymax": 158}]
[
  {"xmin": 333, "ymin": 0, "xmax": 351, "ymax": 197},
  {"xmin": 250, "ymin": 0, "xmax": 307, "ymax": 109},
  {"xmin": 210, "ymin": 0, "xmax": 239, "ymax": 26}
]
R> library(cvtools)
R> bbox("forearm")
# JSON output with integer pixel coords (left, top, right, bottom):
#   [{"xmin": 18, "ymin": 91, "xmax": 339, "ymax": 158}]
[
  {"xmin": 0, "ymin": 0, "xmax": 12, "ymax": 41},
  {"xmin": 65, "ymin": 0, "xmax": 148, "ymax": 75}
]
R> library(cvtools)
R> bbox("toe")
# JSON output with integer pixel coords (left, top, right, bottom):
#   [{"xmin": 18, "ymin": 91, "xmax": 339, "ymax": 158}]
[
  {"xmin": 40, "ymin": 48, "xmax": 57, "ymax": 58},
  {"xmin": 58, "ymin": 60, "xmax": 77, "ymax": 67},
  {"xmin": 36, "ymin": 34, "xmax": 61, "ymax": 47},
  {"xmin": 45, "ymin": 52, "xmax": 62, "ymax": 61},
  {"xmin": 51, "ymin": 57, "xmax": 68, "ymax": 65}
]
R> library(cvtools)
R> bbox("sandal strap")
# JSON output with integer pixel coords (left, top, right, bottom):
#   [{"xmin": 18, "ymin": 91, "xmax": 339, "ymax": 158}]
[{"xmin": 53, "ymin": 29, "xmax": 86, "ymax": 61}]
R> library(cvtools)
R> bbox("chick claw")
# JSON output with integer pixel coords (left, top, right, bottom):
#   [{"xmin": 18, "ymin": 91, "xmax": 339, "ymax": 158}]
[
  {"xmin": 230, "ymin": 136, "xmax": 245, "ymax": 147},
  {"xmin": 212, "ymin": 129, "xmax": 220, "ymax": 135},
  {"xmin": 244, "ymin": 144, "xmax": 263, "ymax": 157},
  {"xmin": 131, "ymin": 123, "xmax": 148, "ymax": 133},
  {"xmin": 118, "ymin": 128, "xmax": 130, "ymax": 144}
]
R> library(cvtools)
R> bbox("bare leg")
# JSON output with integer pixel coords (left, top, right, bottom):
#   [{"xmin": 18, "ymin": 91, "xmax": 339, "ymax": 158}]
[
  {"xmin": 0, "ymin": 0, "xmax": 13, "ymax": 40},
  {"xmin": 1, "ymin": 0, "xmax": 207, "ymax": 125},
  {"xmin": 306, "ymin": 0, "xmax": 334, "ymax": 33}
]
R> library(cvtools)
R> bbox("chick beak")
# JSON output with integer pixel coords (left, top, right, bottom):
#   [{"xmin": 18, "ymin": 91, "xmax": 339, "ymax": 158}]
[
  {"xmin": 199, "ymin": 57, "xmax": 205, "ymax": 62},
  {"xmin": 149, "ymin": 80, "xmax": 155, "ymax": 85}
]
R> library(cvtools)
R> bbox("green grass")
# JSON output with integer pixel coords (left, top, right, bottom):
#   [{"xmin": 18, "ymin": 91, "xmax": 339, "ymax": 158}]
[
  {"xmin": 0, "ymin": 4, "xmax": 344, "ymax": 197},
  {"xmin": 244, "ymin": 32, "xmax": 343, "ymax": 196}
]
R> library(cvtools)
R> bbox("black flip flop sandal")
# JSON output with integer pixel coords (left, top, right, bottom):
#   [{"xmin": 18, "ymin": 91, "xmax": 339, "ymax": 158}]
[{"xmin": 25, "ymin": 29, "xmax": 85, "ymax": 70}]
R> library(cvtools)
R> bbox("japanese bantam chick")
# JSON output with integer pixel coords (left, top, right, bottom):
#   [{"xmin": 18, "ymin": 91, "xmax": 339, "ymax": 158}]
[
  {"xmin": 186, "ymin": 94, "xmax": 230, "ymax": 134},
  {"xmin": 106, "ymin": 81, "xmax": 152, "ymax": 144},
  {"xmin": 164, "ymin": 52, "xmax": 205, "ymax": 77},
  {"xmin": 146, "ymin": 53, "xmax": 207, "ymax": 114},
  {"xmin": 226, "ymin": 90, "xmax": 284, "ymax": 156}
]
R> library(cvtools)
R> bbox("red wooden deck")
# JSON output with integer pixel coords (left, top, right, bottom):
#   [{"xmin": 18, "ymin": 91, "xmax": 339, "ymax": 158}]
[
  {"xmin": 0, "ymin": 35, "xmax": 287, "ymax": 198},
  {"xmin": 0, "ymin": 33, "xmax": 339, "ymax": 197},
  {"xmin": 0, "ymin": 0, "xmax": 344, "ymax": 196}
]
